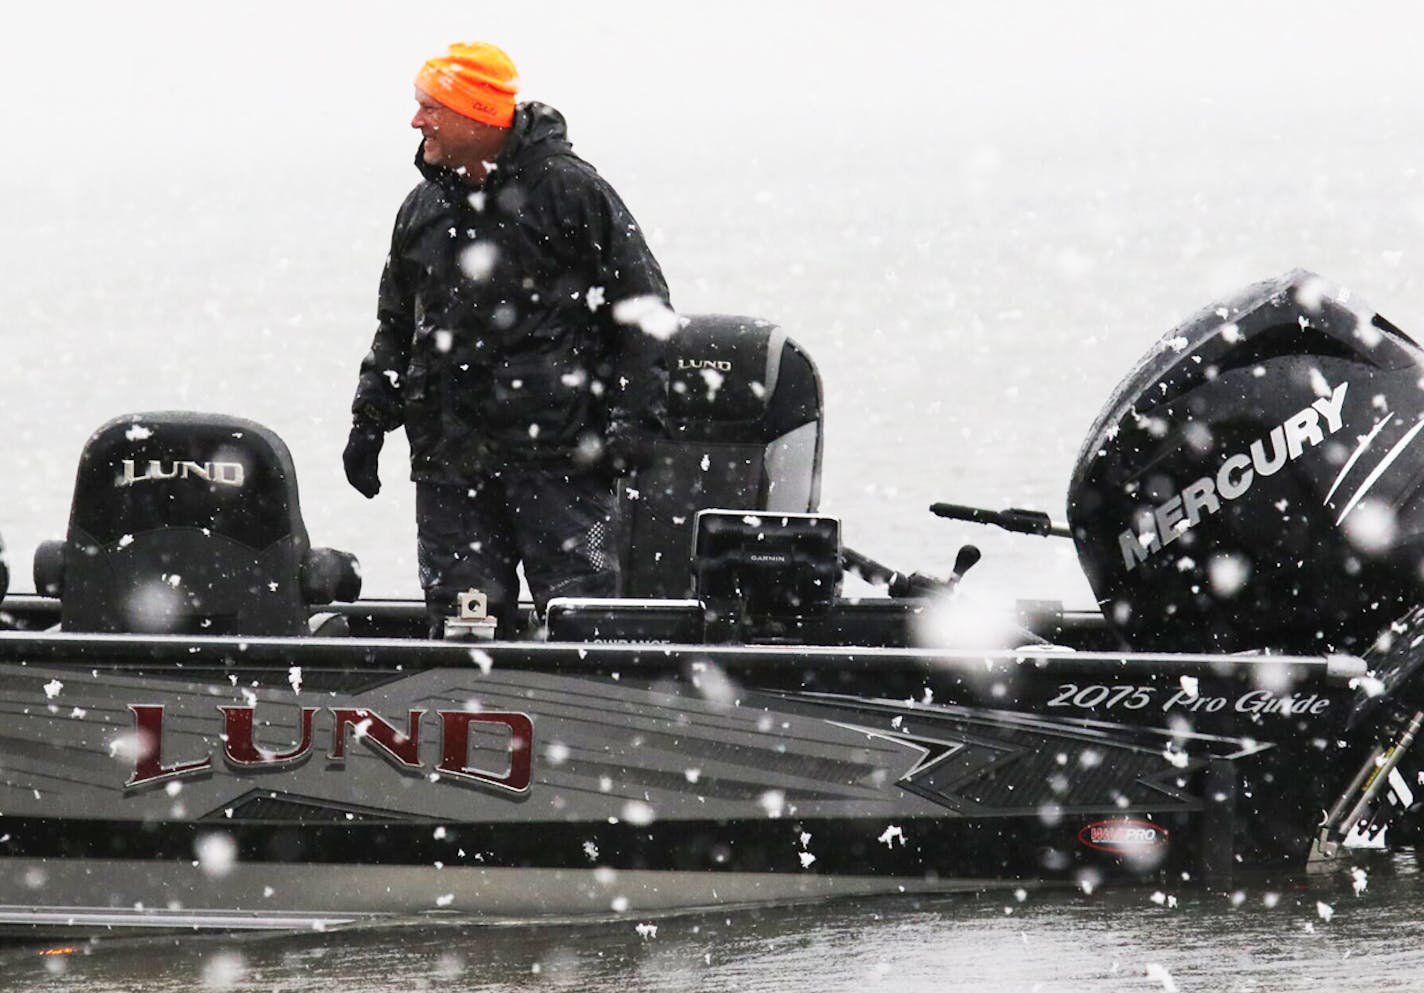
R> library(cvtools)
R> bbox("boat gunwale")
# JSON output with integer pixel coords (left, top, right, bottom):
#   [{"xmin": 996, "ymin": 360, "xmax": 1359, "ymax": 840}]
[{"xmin": 0, "ymin": 626, "xmax": 1363, "ymax": 687}]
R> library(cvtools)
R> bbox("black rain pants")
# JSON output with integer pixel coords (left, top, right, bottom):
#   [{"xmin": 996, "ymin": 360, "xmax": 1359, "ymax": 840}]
[{"xmin": 416, "ymin": 468, "xmax": 619, "ymax": 638}]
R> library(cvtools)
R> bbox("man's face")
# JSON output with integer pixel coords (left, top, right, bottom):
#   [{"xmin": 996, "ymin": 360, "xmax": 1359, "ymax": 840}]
[{"xmin": 411, "ymin": 89, "xmax": 508, "ymax": 176}]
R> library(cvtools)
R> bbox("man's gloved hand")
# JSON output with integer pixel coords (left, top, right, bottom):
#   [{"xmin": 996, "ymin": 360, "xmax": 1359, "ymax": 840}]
[
  {"xmin": 604, "ymin": 422, "xmax": 656, "ymax": 476},
  {"xmin": 343, "ymin": 419, "xmax": 385, "ymax": 498}
]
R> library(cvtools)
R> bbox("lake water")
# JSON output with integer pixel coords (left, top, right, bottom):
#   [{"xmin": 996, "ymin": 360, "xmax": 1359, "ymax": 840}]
[
  {"xmin": 5, "ymin": 855, "xmax": 1420, "ymax": 992},
  {"xmin": 7, "ymin": 3, "xmax": 1424, "ymax": 988}
]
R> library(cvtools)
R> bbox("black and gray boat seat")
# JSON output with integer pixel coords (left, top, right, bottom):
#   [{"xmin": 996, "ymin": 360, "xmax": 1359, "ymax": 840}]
[
  {"xmin": 552, "ymin": 315, "xmax": 831, "ymax": 644},
  {"xmin": 619, "ymin": 314, "xmax": 824, "ymax": 597},
  {"xmin": 33, "ymin": 411, "xmax": 360, "ymax": 636},
  {"xmin": 0, "ymin": 528, "xmax": 8, "ymax": 608}
]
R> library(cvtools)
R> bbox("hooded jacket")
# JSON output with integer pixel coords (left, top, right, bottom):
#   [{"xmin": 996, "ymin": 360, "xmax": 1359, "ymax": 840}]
[{"xmin": 351, "ymin": 102, "xmax": 670, "ymax": 483}]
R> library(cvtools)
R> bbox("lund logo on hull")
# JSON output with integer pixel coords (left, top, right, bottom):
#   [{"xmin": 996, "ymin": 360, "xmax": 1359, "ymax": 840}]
[
  {"xmin": 1078, "ymin": 818, "xmax": 1169, "ymax": 853},
  {"xmin": 123, "ymin": 704, "xmax": 533, "ymax": 794}
]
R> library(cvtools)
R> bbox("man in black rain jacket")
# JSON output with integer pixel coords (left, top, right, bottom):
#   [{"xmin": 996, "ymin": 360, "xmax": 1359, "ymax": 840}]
[{"xmin": 344, "ymin": 41, "xmax": 673, "ymax": 636}]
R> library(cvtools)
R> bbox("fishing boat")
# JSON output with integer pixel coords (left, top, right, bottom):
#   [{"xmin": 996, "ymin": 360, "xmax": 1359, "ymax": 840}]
[{"xmin": 0, "ymin": 270, "xmax": 1420, "ymax": 937}]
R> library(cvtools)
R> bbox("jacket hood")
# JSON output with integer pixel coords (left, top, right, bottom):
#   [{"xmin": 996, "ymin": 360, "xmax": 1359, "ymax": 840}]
[{"xmin": 414, "ymin": 101, "xmax": 574, "ymax": 191}]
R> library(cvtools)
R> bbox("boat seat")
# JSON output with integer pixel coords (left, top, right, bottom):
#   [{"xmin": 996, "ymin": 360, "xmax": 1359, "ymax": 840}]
[
  {"xmin": 33, "ymin": 411, "xmax": 360, "ymax": 636},
  {"xmin": 621, "ymin": 315, "xmax": 824, "ymax": 597},
  {"xmin": 0, "ymin": 529, "xmax": 9, "ymax": 629}
]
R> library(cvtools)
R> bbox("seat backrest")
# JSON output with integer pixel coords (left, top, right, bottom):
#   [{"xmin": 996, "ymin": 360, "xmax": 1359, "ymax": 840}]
[
  {"xmin": 39, "ymin": 411, "xmax": 357, "ymax": 635},
  {"xmin": 621, "ymin": 315, "xmax": 824, "ymax": 597}
]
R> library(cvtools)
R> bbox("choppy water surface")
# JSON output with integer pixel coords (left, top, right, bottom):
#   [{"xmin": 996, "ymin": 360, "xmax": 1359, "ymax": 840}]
[{"xmin": 7, "ymin": 856, "xmax": 1423, "ymax": 992}]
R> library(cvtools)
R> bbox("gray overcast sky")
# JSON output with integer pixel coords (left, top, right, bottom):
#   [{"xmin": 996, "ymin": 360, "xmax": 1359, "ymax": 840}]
[{"xmin": 4, "ymin": 1, "xmax": 1422, "ymax": 178}]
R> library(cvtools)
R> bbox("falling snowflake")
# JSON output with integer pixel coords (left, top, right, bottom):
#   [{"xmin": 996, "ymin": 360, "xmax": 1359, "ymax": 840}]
[
  {"xmin": 459, "ymin": 242, "xmax": 498, "ymax": 281},
  {"xmin": 621, "ymin": 800, "xmax": 656, "ymax": 826},
  {"xmin": 1145, "ymin": 963, "xmax": 1179, "ymax": 992},
  {"xmin": 878, "ymin": 825, "xmax": 906, "ymax": 848},
  {"xmin": 468, "ymin": 649, "xmax": 494, "ymax": 675},
  {"xmin": 201, "ymin": 951, "xmax": 246, "ymax": 990},
  {"xmin": 612, "ymin": 295, "xmax": 679, "ymax": 340},
  {"xmin": 196, "ymin": 832, "xmax": 237, "ymax": 879}
]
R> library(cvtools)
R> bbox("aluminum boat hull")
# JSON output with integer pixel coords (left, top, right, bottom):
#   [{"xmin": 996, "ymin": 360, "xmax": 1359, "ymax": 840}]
[{"xmin": 0, "ymin": 599, "xmax": 1373, "ymax": 936}]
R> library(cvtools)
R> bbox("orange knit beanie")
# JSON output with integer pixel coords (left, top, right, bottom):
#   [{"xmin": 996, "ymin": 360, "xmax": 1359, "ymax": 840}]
[{"xmin": 415, "ymin": 42, "xmax": 519, "ymax": 128}]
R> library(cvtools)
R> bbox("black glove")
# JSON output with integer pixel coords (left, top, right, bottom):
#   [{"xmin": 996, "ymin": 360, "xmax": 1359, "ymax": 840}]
[
  {"xmin": 343, "ymin": 420, "xmax": 384, "ymax": 498},
  {"xmin": 604, "ymin": 423, "xmax": 656, "ymax": 476}
]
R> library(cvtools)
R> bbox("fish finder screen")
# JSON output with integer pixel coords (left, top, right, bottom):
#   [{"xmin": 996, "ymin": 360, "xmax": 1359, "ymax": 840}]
[{"xmin": 692, "ymin": 510, "xmax": 840, "ymax": 616}]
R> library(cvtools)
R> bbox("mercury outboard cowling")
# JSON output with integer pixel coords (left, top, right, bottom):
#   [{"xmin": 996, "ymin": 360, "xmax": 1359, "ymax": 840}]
[{"xmin": 1069, "ymin": 269, "xmax": 1424, "ymax": 653}]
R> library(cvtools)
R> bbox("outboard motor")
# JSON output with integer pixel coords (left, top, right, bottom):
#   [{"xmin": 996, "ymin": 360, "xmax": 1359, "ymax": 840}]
[
  {"xmin": 621, "ymin": 315, "xmax": 823, "ymax": 597},
  {"xmin": 34, "ymin": 412, "xmax": 360, "ymax": 636},
  {"xmin": 1069, "ymin": 270, "xmax": 1424, "ymax": 653}
]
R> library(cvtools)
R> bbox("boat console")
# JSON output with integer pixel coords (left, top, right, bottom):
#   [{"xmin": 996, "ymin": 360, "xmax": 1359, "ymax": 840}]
[
  {"xmin": 620, "ymin": 314, "xmax": 823, "ymax": 597},
  {"xmin": 549, "ymin": 315, "xmax": 909, "ymax": 646},
  {"xmin": 553, "ymin": 508, "xmax": 853, "ymax": 645}
]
